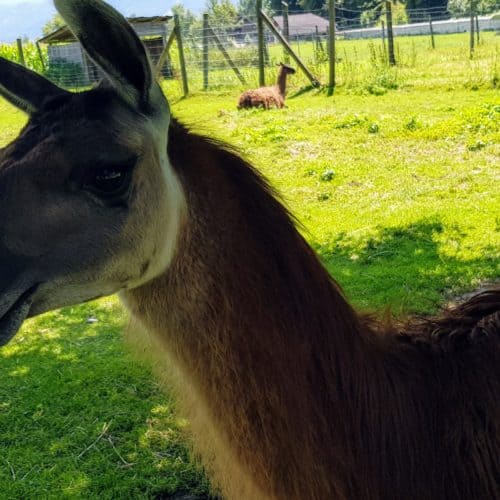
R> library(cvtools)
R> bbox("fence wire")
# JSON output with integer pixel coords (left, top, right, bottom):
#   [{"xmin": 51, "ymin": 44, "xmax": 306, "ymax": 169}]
[{"xmin": 1, "ymin": 7, "xmax": 498, "ymax": 92}]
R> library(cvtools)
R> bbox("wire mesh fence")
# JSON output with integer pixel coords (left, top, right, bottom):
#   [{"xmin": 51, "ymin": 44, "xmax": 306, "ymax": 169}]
[{"xmin": 1, "ymin": 6, "xmax": 498, "ymax": 94}]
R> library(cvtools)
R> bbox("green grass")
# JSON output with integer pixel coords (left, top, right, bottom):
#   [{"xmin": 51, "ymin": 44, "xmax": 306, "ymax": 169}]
[
  {"xmin": 0, "ymin": 299, "xmax": 210, "ymax": 499},
  {"xmin": 164, "ymin": 32, "xmax": 500, "ymax": 95},
  {"xmin": 0, "ymin": 32, "xmax": 499, "ymax": 497}
]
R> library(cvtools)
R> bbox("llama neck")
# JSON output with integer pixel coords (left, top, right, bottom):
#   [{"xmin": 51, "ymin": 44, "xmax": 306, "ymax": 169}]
[
  {"xmin": 124, "ymin": 121, "xmax": 378, "ymax": 499},
  {"xmin": 276, "ymin": 69, "xmax": 288, "ymax": 96}
]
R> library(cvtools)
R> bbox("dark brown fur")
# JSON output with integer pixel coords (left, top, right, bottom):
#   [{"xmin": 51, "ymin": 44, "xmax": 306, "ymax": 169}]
[{"xmin": 123, "ymin": 119, "xmax": 500, "ymax": 500}]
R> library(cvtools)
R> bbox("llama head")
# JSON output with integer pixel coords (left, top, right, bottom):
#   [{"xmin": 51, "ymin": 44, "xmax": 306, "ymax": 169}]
[
  {"xmin": 278, "ymin": 63, "xmax": 296, "ymax": 75},
  {"xmin": 0, "ymin": 0, "xmax": 186, "ymax": 345}
]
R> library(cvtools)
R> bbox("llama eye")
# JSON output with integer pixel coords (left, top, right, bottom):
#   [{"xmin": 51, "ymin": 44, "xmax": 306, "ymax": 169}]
[{"xmin": 85, "ymin": 165, "xmax": 132, "ymax": 198}]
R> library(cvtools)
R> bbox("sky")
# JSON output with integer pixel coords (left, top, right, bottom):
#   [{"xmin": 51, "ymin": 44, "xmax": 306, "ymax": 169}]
[{"xmin": 0, "ymin": 0, "xmax": 205, "ymax": 42}]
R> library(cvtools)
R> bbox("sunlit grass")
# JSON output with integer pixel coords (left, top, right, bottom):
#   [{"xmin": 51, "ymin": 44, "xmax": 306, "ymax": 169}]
[{"xmin": 162, "ymin": 32, "xmax": 499, "ymax": 97}]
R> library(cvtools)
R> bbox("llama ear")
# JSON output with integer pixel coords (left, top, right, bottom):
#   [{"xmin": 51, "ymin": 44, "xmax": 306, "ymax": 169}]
[
  {"xmin": 54, "ymin": 0, "xmax": 153, "ymax": 109},
  {"xmin": 0, "ymin": 57, "xmax": 68, "ymax": 114}
]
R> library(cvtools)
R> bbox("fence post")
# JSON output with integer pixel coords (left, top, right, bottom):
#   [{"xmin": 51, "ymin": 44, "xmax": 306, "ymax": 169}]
[
  {"xmin": 381, "ymin": 20, "xmax": 386, "ymax": 55},
  {"xmin": 469, "ymin": 0, "xmax": 474, "ymax": 57},
  {"xmin": 282, "ymin": 1, "xmax": 290, "ymax": 64},
  {"xmin": 207, "ymin": 24, "xmax": 246, "ymax": 84},
  {"xmin": 475, "ymin": 14, "xmax": 480, "ymax": 44},
  {"xmin": 16, "ymin": 38, "xmax": 26, "ymax": 67},
  {"xmin": 203, "ymin": 13, "xmax": 209, "ymax": 90},
  {"xmin": 174, "ymin": 14, "xmax": 189, "ymax": 96},
  {"xmin": 385, "ymin": 1, "xmax": 396, "ymax": 65},
  {"xmin": 36, "ymin": 42, "xmax": 46, "ymax": 72},
  {"xmin": 328, "ymin": 0, "xmax": 336, "ymax": 94},
  {"xmin": 257, "ymin": 0, "xmax": 265, "ymax": 86},
  {"xmin": 260, "ymin": 10, "xmax": 320, "ymax": 87},
  {"xmin": 155, "ymin": 27, "xmax": 176, "ymax": 78},
  {"xmin": 429, "ymin": 16, "xmax": 435, "ymax": 49}
]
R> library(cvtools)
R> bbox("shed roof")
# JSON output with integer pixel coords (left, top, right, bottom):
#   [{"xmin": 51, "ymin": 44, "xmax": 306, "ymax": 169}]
[
  {"xmin": 38, "ymin": 15, "xmax": 172, "ymax": 44},
  {"xmin": 273, "ymin": 13, "xmax": 329, "ymax": 35}
]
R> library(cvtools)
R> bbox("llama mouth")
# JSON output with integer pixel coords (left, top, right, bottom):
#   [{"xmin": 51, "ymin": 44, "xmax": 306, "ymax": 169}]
[{"xmin": 0, "ymin": 285, "xmax": 38, "ymax": 347}]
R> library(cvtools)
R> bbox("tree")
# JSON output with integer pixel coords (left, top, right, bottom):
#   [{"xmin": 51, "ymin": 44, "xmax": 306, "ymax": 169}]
[
  {"xmin": 238, "ymin": 0, "xmax": 273, "ymax": 18},
  {"xmin": 269, "ymin": 0, "xmax": 304, "ymax": 14},
  {"xmin": 43, "ymin": 14, "xmax": 65, "ymax": 35},
  {"xmin": 404, "ymin": 0, "xmax": 448, "ymax": 21},
  {"xmin": 448, "ymin": 0, "xmax": 498, "ymax": 15},
  {"xmin": 299, "ymin": 0, "xmax": 325, "ymax": 11},
  {"xmin": 206, "ymin": 0, "xmax": 239, "ymax": 26}
]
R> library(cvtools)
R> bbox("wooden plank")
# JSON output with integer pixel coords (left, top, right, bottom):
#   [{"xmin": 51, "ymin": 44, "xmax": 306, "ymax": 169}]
[
  {"xmin": 260, "ymin": 10, "xmax": 320, "ymax": 87},
  {"xmin": 207, "ymin": 25, "xmax": 246, "ymax": 85},
  {"xmin": 155, "ymin": 27, "xmax": 176, "ymax": 78}
]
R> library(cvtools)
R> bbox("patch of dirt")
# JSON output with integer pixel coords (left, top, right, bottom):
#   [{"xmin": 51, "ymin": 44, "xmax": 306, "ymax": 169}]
[{"xmin": 446, "ymin": 281, "xmax": 499, "ymax": 307}]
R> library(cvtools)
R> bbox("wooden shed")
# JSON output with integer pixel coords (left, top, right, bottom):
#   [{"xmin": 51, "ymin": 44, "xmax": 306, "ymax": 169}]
[{"xmin": 38, "ymin": 15, "xmax": 172, "ymax": 86}]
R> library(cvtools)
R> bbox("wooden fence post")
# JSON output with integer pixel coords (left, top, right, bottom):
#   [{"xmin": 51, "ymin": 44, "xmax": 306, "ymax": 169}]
[
  {"xmin": 260, "ymin": 10, "xmax": 320, "ymax": 87},
  {"xmin": 36, "ymin": 42, "xmax": 46, "ymax": 72},
  {"xmin": 203, "ymin": 13, "xmax": 209, "ymax": 90},
  {"xmin": 381, "ymin": 20, "xmax": 386, "ymax": 55},
  {"xmin": 328, "ymin": 0, "xmax": 336, "ymax": 94},
  {"xmin": 16, "ymin": 38, "xmax": 26, "ymax": 67},
  {"xmin": 282, "ymin": 1, "xmax": 290, "ymax": 63},
  {"xmin": 207, "ymin": 24, "xmax": 246, "ymax": 84},
  {"xmin": 155, "ymin": 27, "xmax": 177, "ymax": 78},
  {"xmin": 174, "ymin": 14, "xmax": 189, "ymax": 96},
  {"xmin": 257, "ymin": 0, "xmax": 265, "ymax": 86},
  {"xmin": 429, "ymin": 16, "xmax": 435, "ymax": 49},
  {"xmin": 469, "ymin": 0, "xmax": 475, "ymax": 57},
  {"xmin": 385, "ymin": 1, "xmax": 396, "ymax": 65}
]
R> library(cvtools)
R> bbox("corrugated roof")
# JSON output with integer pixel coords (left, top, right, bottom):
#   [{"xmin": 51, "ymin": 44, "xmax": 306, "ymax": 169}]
[
  {"xmin": 273, "ymin": 13, "xmax": 329, "ymax": 35},
  {"xmin": 38, "ymin": 15, "xmax": 172, "ymax": 44}
]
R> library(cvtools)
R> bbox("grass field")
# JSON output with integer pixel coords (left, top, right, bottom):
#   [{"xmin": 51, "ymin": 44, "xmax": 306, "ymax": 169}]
[{"xmin": 0, "ymin": 32, "xmax": 499, "ymax": 498}]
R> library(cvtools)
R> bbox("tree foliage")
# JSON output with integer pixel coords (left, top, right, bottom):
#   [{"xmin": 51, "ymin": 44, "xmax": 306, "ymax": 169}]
[
  {"xmin": 42, "ymin": 14, "xmax": 65, "ymax": 36},
  {"xmin": 448, "ymin": 0, "xmax": 499, "ymax": 16},
  {"xmin": 206, "ymin": 0, "xmax": 239, "ymax": 26}
]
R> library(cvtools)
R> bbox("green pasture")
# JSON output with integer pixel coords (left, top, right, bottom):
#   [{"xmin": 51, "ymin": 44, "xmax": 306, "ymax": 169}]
[
  {"xmin": 0, "ymin": 31, "xmax": 499, "ymax": 498},
  {"xmin": 163, "ymin": 31, "xmax": 499, "ymax": 93}
]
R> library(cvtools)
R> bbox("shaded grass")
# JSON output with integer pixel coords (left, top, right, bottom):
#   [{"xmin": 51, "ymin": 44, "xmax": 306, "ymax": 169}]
[
  {"xmin": 0, "ymin": 299, "xmax": 211, "ymax": 499},
  {"xmin": 0, "ymin": 41, "xmax": 499, "ymax": 496}
]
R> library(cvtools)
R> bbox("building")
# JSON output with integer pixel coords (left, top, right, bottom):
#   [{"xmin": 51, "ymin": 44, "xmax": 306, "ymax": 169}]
[
  {"xmin": 273, "ymin": 13, "xmax": 330, "ymax": 39},
  {"xmin": 342, "ymin": 14, "xmax": 500, "ymax": 39},
  {"xmin": 38, "ymin": 15, "xmax": 172, "ymax": 86}
]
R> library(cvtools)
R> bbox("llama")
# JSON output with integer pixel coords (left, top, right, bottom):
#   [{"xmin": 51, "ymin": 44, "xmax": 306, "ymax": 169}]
[
  {"xmin": 0, "ymin": 1, "xmax": 499, "ymax": 499},
  {"xmin": 237, "ymin": 63, "xmax": 296, "ymax": 109}
]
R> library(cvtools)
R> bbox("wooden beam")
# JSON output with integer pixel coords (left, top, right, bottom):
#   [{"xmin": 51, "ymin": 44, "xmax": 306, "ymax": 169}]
[{"xmin": 260, "ymin": 10, "xmax": 320, "ymax": 87}]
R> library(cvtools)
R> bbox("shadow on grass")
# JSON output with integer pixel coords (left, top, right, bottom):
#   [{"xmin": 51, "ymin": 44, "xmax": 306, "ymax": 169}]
[
  {"xmin": 314, "ymin": 218, "xmax": 499, "ymax": 315},
  {"xmin": 0, "ymin": 300, "xmax": 212, "ymax": 499},
  {"xmin": 288, "ymin": 84, "xmax": 318, "ymax": 98}
]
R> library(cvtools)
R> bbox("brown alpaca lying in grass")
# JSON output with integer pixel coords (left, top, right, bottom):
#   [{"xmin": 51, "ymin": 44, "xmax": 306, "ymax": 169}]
[{"xmin": 238, "ymin": 63, "xmax": 296, "ymax": 109}]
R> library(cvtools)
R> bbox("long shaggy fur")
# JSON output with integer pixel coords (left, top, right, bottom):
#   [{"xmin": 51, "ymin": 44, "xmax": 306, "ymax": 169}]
[
  {"xmin": 122, "ymin": 119, "xmax": 500, "ymax": 500},
  {"xmin": 237, "ymin": 63, "xmax": 295, "ymax": 110}
]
